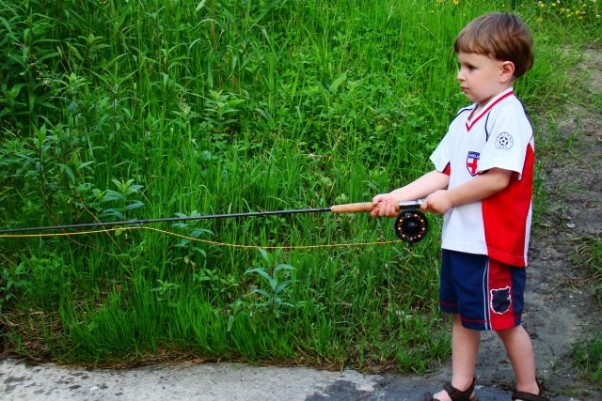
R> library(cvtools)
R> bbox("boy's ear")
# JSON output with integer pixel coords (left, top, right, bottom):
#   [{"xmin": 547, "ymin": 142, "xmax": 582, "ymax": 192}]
[{"xmin": 500, "ymin": 61, "xmax": 515, "ymax": 83}]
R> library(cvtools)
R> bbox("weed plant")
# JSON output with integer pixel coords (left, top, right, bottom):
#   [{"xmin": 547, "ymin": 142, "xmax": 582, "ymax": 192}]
[{"xmin": 0, "ymin": 0, "xmax": 598, "ymax": 371}]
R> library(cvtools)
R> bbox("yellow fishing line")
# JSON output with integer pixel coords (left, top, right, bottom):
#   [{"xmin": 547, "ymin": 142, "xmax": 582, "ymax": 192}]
[{"xmin": 0, "ymin": 226, "xmax": 399, "ymax": 249}]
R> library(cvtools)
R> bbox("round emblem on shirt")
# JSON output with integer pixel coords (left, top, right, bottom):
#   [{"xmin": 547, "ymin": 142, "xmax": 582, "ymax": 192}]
[{"xmin": 495, "ymin": 132, "xmax": 514, "ymax": 150}]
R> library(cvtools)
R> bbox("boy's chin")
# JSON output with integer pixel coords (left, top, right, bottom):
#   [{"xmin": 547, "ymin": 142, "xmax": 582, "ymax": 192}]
[{"xmin": 460, "ymin": 89, "xmax": 475, "ymax": 101}]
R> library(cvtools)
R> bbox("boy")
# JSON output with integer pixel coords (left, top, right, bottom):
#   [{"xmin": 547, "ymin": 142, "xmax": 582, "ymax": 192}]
[{"xmin": 371, "ymin": 13, "xmax": 549, "ymax": 401}]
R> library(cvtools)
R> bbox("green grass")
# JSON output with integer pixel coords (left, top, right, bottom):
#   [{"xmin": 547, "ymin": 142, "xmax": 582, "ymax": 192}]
[{"xmin": 0, "ymin": 0, "xmax": 600, "ymax": 372}]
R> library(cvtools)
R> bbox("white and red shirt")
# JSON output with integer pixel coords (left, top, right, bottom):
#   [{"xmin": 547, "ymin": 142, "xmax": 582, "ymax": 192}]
[{"xmin": 430, "ymin": 88, "xmax": 535, "ymax": 267}]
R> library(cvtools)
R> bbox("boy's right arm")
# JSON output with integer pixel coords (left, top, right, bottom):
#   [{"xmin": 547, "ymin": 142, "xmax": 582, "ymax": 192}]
[{"xmin": 371, "ymin": 170, "xmax": 449, "ymax": 217}]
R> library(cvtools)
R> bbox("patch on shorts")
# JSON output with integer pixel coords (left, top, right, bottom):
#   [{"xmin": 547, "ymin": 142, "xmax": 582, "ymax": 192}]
[{"xmin": 490, "ymin": 286, "xmax": 512, "ymax": 314}]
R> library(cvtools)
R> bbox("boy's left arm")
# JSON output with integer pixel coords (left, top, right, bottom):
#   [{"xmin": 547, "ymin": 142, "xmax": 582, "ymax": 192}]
[{"xmin": 421, "ymin": 168, "xmax": 512, "ymax": 215}]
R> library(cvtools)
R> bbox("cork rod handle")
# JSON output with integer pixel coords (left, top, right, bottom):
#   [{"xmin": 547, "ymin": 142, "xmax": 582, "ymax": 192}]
[
  {"xmin": 330, "ymin": 202, "xmax": 374, "ymax": 213},
  {"xmin": 329, "ymin": 200, "xmax": 424, "ymax": 214}
]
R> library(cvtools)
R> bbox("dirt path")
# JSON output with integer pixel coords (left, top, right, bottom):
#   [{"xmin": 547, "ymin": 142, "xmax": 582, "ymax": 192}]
[
  {"xmin": 525, "ymin": 47, "xmax": 601, "ymax": 399},
  {"xmin": 1, "ymin": 50, "xmax": 600, "ymax": 401}
]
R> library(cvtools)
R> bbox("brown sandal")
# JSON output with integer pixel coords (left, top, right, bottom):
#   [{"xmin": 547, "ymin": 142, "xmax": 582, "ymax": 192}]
[
  {"xmin": 511, "ymin": 381, "xmax": 550, "ymax": 401},
  {"xmin": 423, "ymin": 376, "xmax": 479, "ymax": 401}
]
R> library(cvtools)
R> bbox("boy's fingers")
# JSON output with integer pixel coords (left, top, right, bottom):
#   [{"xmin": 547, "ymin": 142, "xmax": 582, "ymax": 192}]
[
  {"xmin": 384, "ymin": 204, "xmax": 399, "ymax": 217},
  {"xmin": 370, "ymin": 202, "xmax": 384, "ymax": 217},
  {"xmin": 371, "ymin": 200, "xmax": 405, "ymax": 217}
]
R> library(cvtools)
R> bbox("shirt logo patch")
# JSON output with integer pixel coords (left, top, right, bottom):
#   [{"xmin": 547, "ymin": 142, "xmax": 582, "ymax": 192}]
[
  {"xmin": 466, "ymin": 151, "xmax": 480, "ymax": 176},
  {"xmin": 495, "ymin": 132, "xmax": 514, "ymax": 150},
  {"xmin": 490, "ymin": 286, "xmax": 512, "ymax": 314}
]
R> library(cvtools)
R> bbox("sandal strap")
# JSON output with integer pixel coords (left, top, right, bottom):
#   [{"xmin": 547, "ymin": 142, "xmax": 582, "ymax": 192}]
[
  {"xmin": 511, "ymin": 390, "xmax": 550, "ymax": 401},
  {"xmin": 422, "ymin": 377, "xmax": 478, "ymax": 401},
  {"xmin": 442, "ymin": 376, "xmax": 477, "ymax": 401}
]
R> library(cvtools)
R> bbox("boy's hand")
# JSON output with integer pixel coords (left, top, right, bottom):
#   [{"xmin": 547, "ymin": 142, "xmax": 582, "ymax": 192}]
[
  {"xmin": 370, "ymin": 194, "xmax": 400, "ymax": 217},
  {"xmin": 422, "ymin": 190, "xmax": 452, "ymax": 215}
]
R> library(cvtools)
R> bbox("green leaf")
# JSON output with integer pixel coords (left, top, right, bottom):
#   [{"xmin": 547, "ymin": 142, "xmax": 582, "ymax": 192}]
[{"xmin": 329, "ymin": 71, "xmax": 347, "ymax": 93}]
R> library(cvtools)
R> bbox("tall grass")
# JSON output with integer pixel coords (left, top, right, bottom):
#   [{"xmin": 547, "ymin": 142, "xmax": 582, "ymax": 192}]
[{"xmin": 0, "ymin": 0, "xmax": 598, "ymax": 371}]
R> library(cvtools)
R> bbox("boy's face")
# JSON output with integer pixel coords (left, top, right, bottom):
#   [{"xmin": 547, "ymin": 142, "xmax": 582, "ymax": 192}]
[{"xmin": 456, "ymin": 52, "xmax": 513, "ymax": 107}]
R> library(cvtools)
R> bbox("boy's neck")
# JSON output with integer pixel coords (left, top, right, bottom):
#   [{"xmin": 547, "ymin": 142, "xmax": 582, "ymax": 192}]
[
  {"xmin": 473, "ymin": 85, "xmax": 514, "ymax": 115},
  {"xmin": 469, "ymin": 86, "xmax": 514, "ymax": 121}
]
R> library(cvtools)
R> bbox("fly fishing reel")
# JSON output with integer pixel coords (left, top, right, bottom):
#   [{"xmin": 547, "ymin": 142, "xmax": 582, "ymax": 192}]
[{"xmin": 393, "ymin": 205, "xmax": 428, "ymax": 244}]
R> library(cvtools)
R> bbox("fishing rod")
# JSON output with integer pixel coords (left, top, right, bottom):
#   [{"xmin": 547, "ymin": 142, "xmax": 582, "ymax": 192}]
[{"xmin": 0, "ymin": 200, "xmax": 428, "ymax": 243}]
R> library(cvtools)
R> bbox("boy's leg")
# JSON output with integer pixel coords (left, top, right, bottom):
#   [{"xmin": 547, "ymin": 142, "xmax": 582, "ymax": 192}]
[
  {"xmin": 432, "ymin": 314, "xmax": 480, "ymax": 401},
  {"xmin": 433, "ymin": 250, "xmax": 483, "ymax": 400},
  {"xmin": 496, "ymin": 325, "xmax": 540, "ymax": 396}
]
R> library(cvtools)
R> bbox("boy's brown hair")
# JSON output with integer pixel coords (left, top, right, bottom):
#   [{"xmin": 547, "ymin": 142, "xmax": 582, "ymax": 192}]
[{"xmin": 454, "ymin": 13, "xmax": 534, "ymax": 78}]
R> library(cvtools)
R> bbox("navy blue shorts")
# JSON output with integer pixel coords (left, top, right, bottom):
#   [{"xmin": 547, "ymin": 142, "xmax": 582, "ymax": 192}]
[{"xmin": 439, "ymin": 249, "xmax": 526, "ymax": 331}]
